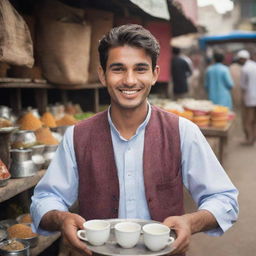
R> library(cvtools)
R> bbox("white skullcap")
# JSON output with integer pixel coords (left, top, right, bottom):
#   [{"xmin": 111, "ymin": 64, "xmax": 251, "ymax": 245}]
[{"xmin": 236, "ymin": 50, "xmax": 250, "ymax": 59}]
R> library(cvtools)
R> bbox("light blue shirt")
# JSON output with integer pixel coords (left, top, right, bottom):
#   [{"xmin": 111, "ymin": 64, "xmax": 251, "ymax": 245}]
[
  {"xmin": 30, "ymin": 105, "xmax": 238, "ymax": 236},
  {"xmin": 205, "ymin": 63, "xmax": 234, "ymax": 109}
]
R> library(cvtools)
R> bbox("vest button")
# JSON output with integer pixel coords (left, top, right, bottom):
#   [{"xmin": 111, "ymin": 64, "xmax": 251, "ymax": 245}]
[
  {"xmin": 112, "ymin": 195, "xmax": 118, "ymax": 201},
  {"xmin": 113, "ymin": 208, "xmax": 118, "ymax": 213}
]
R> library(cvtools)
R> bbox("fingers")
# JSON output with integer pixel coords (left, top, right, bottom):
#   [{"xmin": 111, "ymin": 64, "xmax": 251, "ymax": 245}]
[
  {"xmin": 61, "ymin": 213, "xmax": 91, "ymax": 255},
  {"xmin": 163, "ymin": 216, "xmax": 191, "ymax": 255}
]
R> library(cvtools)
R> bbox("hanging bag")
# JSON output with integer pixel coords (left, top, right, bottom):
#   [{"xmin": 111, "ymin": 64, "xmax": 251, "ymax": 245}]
[{"xmin": 0, "ymin": 0, "xmax": 34, "ymax": 67}]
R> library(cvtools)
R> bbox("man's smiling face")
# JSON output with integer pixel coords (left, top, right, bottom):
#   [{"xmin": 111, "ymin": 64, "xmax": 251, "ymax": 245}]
[{"xmin": 98, "ymin": 45, "xmax": 159, "ymax": 111}]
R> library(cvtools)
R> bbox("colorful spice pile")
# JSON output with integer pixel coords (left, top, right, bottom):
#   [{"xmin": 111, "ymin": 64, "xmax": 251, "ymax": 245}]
[
  {"xmin": 0, "ymin": 159, "xmax": 10, "ymax": 179},
  {"xmin": 19, "ymin": 214, "xmax": 33, "ymax": 224},
  {"xmin": 40, "ymin": 112, "xmax": 57, "ymax": 128},
  {"xmin": 18, "ymin": 112, "xmax": 42, "ymax": 131},
  {"xmin": 35, "ymin": 127, "xmax": 58, "ymax": 145},
  {"xmin": 8, "ymin": 224, "xmax": 37, "ymax": 239},
  {"xmin": 56, "ymin": 114, "xmax": 77, "ymax": 126}
]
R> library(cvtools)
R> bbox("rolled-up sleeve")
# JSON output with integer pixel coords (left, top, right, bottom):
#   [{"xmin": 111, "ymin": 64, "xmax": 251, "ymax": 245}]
[
  {"xmin": 179, "ymin": 117, "xmax": 239, "ymax": 236},
  {"xmin": 30, "ymin": 126, "xmax": 78, "ymax": 235}
]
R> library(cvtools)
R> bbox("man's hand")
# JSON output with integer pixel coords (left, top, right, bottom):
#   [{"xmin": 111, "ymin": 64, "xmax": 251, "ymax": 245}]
[
  {"xmin": 40, "ymin": 210, "xmax": 92, "ymax": 255},
  {"xmin": 163, "ymin": 210, "xmax": 218, "ymax": 255},
  {"xmin": 60, "ymin": 213, "xmax": 92, "ymax": 256},
  {"xmin": 163, "ymin": 215, "xmax": 192, "ymax": 254}
]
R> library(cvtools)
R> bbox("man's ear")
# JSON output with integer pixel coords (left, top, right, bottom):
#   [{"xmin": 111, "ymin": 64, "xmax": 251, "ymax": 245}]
[
  {"xmin": 97, "ymin": 66, "xmax": 106, "ymax": 87},
  {"xmin": 152, "ymin": 65, "xmax": 160, "ymax": 86}
]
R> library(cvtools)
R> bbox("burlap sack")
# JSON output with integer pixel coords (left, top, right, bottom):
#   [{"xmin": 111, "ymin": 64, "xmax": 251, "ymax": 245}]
[
  {"xmin": 8, "ymin": 14, "xmax": 43, "ymax": 79},
  {"xmin": 85, "ymin": 9, "xmax": 113, "ymax": 83},
  {"xmin": 0, "ymin": 0, "xmax": 34, "ymax": 67},
  {"xmin": 36, "ymin": 0, "xmax": 91, "ymax": 85}
]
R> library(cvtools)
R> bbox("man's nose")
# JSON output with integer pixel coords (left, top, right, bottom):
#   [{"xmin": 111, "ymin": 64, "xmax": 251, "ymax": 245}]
[{"xmin": 123, "ymin": 70, "xmax": 137, "ymax": 86}]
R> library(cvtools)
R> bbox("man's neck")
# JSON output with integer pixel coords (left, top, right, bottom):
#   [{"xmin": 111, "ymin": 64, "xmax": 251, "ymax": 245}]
[{"xmin": 110, "ymin": 102, "xmax": 148, "ymax": 140}]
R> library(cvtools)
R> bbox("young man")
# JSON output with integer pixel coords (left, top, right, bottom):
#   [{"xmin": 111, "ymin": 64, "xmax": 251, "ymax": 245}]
[
  {"xmin": 171, "ymin": 47, "xmax": 192, "ymax": 99},
  {"xmin": 30, "ymin": 24, "xmax": 238, "ymax": 256},
  {"xmin": 205, "ymin": 51, "xmax": 234, "ymax": 109}
]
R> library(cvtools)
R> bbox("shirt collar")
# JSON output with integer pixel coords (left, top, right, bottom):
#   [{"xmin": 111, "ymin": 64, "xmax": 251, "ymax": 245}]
[{"xmin": 107, "ymin": 102, "xmax": 152, "ymax": 141}]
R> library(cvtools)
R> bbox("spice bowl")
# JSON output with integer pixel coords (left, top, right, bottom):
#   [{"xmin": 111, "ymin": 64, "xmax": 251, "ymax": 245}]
[
  {"xmin": 19, "ymin": 224, "xmax": 38, "ymax": 248},
  {"xmin": 7, "ymin": 223, "xmax": 38, "ymax": 249},
  {"xmin": 19, "ymin": 234, "xmax": 38, "ymax": 248},
  {"xmin": 0, "ymin": 238, "xmax": 30, "ymax": 256},
  {"xmin": 16, "ymin": 214, "xmax": 32, "ymax": 225}
]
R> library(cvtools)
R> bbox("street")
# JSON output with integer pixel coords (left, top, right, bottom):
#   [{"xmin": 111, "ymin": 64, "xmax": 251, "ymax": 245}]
[{"xmin": 187, "ymin": 116, "xmax": 256, "ymax": 255}]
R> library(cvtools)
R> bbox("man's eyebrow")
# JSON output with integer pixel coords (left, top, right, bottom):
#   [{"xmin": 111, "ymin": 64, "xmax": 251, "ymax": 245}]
[
  {"xmin": 136, "ymin": 63, "xmax": 150, "ymax": 67},
  {"xmin": 109, "ymin": 63, "xmax": 124, "ymax": 68}
]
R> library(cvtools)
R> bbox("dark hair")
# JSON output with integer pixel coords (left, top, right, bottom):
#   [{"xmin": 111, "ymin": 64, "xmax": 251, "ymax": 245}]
[
  {"xmin": 172, "ymin": 47, "xmax": 181, "ymax": 55},
  {"xmin": 98, "ymin": 24, "xmax": 160, "ymax": 72},
  {"xmin": 213, "ymin": 52, "xmax": 224, "ymax": 63}
]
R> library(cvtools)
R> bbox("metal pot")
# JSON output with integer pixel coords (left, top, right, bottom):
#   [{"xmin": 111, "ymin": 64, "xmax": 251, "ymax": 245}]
[
  {"xmin": 10, "ymin": 149, "xmax": 32, "ymax": 162},
  {"xmin": 10, "ymin": 149, "xmax": 37, "ymax": 178},
  {"xmin": 11, "ymin": 130, "xmax": 37, "ymax": 149},
  {"xmin": 0, "ymin": 239, "xmax": 30, "ymax": 256}
]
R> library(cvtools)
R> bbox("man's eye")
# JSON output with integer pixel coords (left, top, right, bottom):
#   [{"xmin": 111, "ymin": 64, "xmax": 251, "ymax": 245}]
[
  {"xmin": 136, "ymin": 67, "xmax": 148, "ymax": 72},
  {"xmin": 112, "ymin": 67, "xmax": 124, "ymax": 72}
]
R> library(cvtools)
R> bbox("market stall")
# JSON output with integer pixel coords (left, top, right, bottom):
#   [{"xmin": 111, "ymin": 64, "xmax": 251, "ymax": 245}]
[{"xmin": 150, "ymin": 97, "xmax": 235, "ymax": 164}]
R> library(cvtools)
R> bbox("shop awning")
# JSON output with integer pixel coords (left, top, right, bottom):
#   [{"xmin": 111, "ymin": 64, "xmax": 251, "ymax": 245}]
[
  {"xmin": 167, "ymin": 0, "xmax": 198, "ymax": 37},
  {"xmin": 59, "ymin": 0, "xmax": 170, "ymax": 21},
  {"xmin": 129, "ymin": 0, "xmax": 170, "ymax": 20},
  {"xmin": 199, "ymin": 31, "xmax": 256, "ymax": 49}
]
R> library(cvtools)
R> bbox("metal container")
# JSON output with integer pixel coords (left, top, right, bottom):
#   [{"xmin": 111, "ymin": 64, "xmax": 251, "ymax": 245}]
[
  {"xmin": 10, "ymin": 149, "xmax": 32, "ymax": 162},
  {"xmin": 0, "ymin": 106, "xmax": 12, "ymax": 120},
  {"xmin": 11, "ymin": 131, "xmax": 37, "ymax": 149},
  {"xmin": 10, "ymin": 149, "xmax": 37, "ymax": 178},
  {"xmin": 18, "ymin": 224, "xmax": 38, "ymax": 248},
  {"xmin": 0, "ymin": 239, "xmax": 30, "ymax": 256},
  {"xmin": 0, "ymin": 176, "xmax": 11, "ymax": 187},
  {"xmin": 43, "ymin": 145, "xmax": 58, "ymax": 169},
  {"xmin": 31, "ymin": 145, "xmax": 45, "ymax": 170}
]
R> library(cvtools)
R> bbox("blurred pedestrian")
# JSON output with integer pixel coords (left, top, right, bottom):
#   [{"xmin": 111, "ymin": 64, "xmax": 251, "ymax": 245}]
[
  {"xmin": 205, "ymin": 51, "xmax": 234, "ymax": 109},
  {"xmin": 230, "ymin": 57, "xmax": 242, "ymax": 110},
  {"xmin": 237, "ymin": 50, "xmax": 256, "ymax": 145},
  {"xmin": 171, "ymin": 47, "xmax": 192, "ymax": 100}
]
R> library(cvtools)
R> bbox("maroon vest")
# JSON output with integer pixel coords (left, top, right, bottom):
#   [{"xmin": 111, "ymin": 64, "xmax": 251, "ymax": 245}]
[{"xmin": 74, "ymin": 105, "xmax": 184, "ymax": 222}]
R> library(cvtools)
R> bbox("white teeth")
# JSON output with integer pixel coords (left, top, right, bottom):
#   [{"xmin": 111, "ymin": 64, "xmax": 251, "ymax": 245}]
[{"xmin": 122, "ymin": 90, "xmax": 138, "ymax": 95}]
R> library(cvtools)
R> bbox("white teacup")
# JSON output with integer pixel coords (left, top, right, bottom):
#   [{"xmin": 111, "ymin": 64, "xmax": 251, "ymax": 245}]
[
  {"xmin": 142, "ymin": 223, "xmax": 174, "ymax": 251},
  {"xmin": 114, "ymin": 221, "xmax": 141, "ymax": 249},
  {"xmin": 77, "ymin": 219, "xmax": 110, "ymax": 246}
]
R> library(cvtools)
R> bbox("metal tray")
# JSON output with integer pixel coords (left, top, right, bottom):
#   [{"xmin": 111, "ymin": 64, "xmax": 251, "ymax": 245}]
[{"xmin": 79, "ymin": 218, "xmax": 176, "ymax": 256}]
